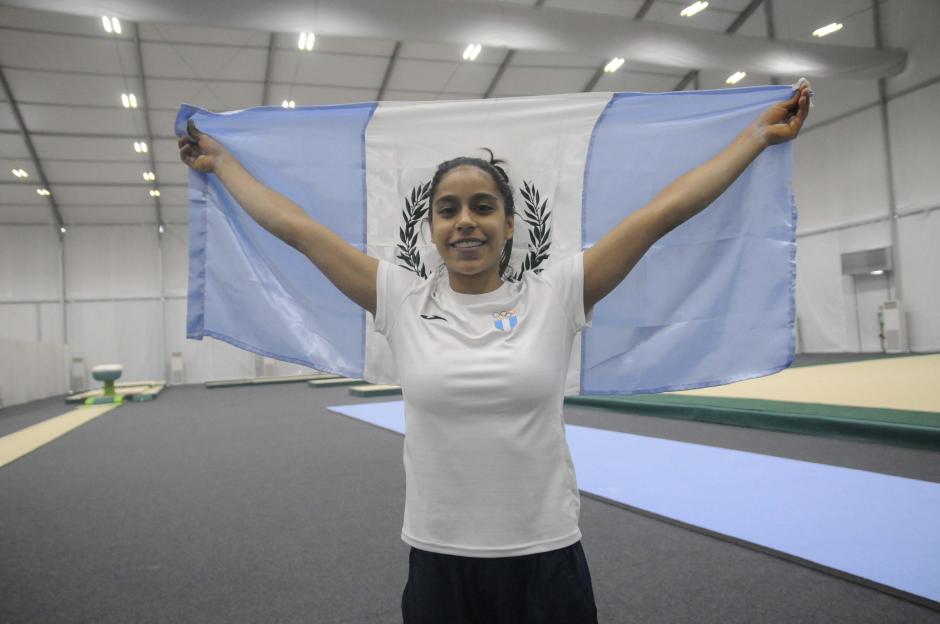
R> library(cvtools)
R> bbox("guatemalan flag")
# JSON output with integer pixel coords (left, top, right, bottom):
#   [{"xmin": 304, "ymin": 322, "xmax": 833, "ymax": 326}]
[{"xmin": 176, "ymin": 85, "xmax": 797, "ymax": 395}]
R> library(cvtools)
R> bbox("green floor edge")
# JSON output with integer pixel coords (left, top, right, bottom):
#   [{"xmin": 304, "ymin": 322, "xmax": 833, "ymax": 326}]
[
  {"xmin": 205, "ymin": 374, "xmax": 335, "ymax": 388},
  {"xmin": 564, "ymin": 394, "xmax": 940, "ymax": 451}
]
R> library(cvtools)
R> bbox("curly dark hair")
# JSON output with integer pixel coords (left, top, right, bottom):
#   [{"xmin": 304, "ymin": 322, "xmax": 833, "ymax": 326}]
[{"xmin": 427, "ymin": 148, "xmax": 515, "ymax": 276}]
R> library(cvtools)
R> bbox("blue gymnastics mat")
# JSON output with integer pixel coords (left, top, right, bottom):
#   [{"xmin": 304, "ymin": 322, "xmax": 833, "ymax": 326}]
[{"xmin": 327, "ymin": 400, "xmax": 940, "ymax": 603}]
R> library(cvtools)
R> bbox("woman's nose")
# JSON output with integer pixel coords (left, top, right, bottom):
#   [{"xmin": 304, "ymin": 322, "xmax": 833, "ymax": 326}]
[{"xmin": 456, "ymin": 207, "xmax": 476, "ymax": 229}]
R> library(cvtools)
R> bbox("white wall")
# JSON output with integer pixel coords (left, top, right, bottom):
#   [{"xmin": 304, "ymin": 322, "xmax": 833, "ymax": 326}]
[
  {"xmin": 788, "ymin": 0, "xmax": 940, "ymax": 353},
  {"xmin": 0, "ymin": 222, "xmax": 317, "ymax": 395}
]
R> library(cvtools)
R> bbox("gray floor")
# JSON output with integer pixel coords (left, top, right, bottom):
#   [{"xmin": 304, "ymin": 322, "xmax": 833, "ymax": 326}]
[{"xmin": 1, "ymin": 382, "xmax": 939, "ymax": 623}]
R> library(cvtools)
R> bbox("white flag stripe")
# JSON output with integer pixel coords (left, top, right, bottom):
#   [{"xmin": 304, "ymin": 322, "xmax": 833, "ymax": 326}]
[{"xmin": 363, "ymin": 94, "xmax": 612, "ymax": 387}]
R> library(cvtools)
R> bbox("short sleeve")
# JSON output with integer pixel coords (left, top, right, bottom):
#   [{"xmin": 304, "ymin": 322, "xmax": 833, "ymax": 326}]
[
  {"xmin": 375, "ymin": 259, "xmax": 424, "ymax": 336},
  {"xmin": 539, "ymin": 252, "xmax": 594, "ymax": 333}
]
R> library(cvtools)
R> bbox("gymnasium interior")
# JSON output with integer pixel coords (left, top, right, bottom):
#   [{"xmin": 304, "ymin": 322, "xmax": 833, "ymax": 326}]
[{"xmin": 1, "ymin": 1, "xmax": 938, "ymax": 622}]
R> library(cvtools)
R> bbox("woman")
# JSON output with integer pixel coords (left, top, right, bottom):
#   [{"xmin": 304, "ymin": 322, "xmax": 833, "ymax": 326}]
[{"xmin": 180, "ymin": 82, "xmax": 810, "ymax": 623}]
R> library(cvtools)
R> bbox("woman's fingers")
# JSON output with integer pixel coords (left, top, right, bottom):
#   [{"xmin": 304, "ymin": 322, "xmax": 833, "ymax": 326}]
[{"xmin": 186, "ymin": 119, "xmax": 202, "ymax": 143}]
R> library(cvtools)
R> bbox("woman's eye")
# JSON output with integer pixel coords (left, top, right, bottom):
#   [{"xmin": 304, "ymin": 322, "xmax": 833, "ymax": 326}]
[{"xmin": 478, "ymin": 205, "xmax": 494, "ymax": 212}]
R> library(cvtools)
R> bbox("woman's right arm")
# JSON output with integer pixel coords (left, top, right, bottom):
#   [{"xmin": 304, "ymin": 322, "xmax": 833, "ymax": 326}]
[{"xmin": 179, "ymin": 123, "xmax": 378, "ymax": 315}]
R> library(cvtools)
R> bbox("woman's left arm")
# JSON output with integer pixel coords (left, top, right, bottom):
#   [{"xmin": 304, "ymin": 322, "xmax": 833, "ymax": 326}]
[{"xmin": 583, "ymin": 83, "xmax": 811, "ymax": 312}]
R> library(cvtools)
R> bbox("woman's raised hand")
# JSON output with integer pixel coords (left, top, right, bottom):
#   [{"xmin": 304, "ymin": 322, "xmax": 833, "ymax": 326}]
[
  {"xmin": 178, "ymin": 119, "xmax": 228, "ymax": 174},
  {"xmin": 754, "ymin": 81, "xmax": 811, "ymax": 146}
]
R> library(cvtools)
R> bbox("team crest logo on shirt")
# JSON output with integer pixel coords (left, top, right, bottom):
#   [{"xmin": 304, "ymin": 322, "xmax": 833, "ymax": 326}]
[{"xmin": 492, "ymin": 308, "xmax": 518, "ymax": 332}]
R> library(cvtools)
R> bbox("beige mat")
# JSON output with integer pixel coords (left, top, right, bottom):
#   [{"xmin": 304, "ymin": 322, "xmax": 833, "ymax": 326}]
[
  {"xmin": 0, "ymin": 404, "xmax": 119, "ymax": 469},
  {"xmin": 673, "ymin": 354, "xmax": 940, "ymax": 413}
]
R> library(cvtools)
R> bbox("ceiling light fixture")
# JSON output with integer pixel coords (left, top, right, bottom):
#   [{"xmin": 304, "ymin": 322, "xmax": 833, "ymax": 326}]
[
  {"xmin": 462, "ymin": 44, "xmax": 482, "ymax": 61},
  {"xmin": 143, "ymin": 172, "xmax": 156, "ymax": 181},
  {"xmin": 812, "ymin": 23, "xmax": 844, "ymax": 37},
  {"xmin": 60, "ymin": 226, "xmax": 67, "ymax": 234},
  {"xmin": 282, "ymin": 100, "xmax": 296, "ymax": 108},
  {"xmin": 37, "ymin": 188, "xmax": 51, "ymax": 196},
  {"xmin": 134, "ymin": 141, "xmax": 148, "ymax": 153},
  {"xmin": 604, "ymin": 57, "xmax": 625, "ymax": 73},
  {"xmin": 12, "ymin": 168, "xmax": 28, "ymax": 178},
  {"xmin": 680, "ymin": 1, "xmax": 709, "ymax": 17},
  {"xmin": 298, "ymin": 32, "xmax": 315, "ymax": 51},
  {"xmin": 159, "ymin": 224, "xmax": 165, "ymax": 235},
  {"xmin": 150, "ymin": 189, "xmax": 161, "ymax": 197},
  {"xmin": 726, "ymin": 71, "xmax": 746, "ymax": 84},
  {"xmin": 101, "ymin": 16, "xmax": 122, "ymax": 34},
  {"xmin": 870, "ymin": 269, "xmax": 884, "ymax": 275},
  {"xmin": 121, "ymin": 93, "xmax": 138, "ymax": 108}
]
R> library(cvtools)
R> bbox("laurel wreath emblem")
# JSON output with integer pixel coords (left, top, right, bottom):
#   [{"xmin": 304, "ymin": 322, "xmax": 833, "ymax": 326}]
[
  {"xmin": 503, "ymin": 180, "xmax": 551, "ymax": 282},
  {"xmin": 396, "ymin": 179, "xmax": 551, "ymax": 281},
  {"xmin": 396, "ymin": 181, "xmax": 431, "ymax": 278}
]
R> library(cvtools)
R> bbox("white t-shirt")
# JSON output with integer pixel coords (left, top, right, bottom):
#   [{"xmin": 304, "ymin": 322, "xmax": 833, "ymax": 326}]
[{"xmin": 375, "ymin": 252, "xmax": 593, "ymax": 558}]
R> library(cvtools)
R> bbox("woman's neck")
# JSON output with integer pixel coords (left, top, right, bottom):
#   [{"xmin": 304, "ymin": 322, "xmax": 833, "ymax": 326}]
[{"xmin": 446, "ymin": 268, "xmax": 504, "ymax": 295}]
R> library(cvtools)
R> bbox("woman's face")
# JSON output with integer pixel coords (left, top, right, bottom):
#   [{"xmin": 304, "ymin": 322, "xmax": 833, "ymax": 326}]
[{"xmin": 430, "ymin": 165, "xmax": 513, "ymax": 279}]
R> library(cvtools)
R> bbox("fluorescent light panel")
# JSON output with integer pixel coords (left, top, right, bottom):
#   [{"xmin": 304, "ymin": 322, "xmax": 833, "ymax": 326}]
[
  {"xmin": 680, "ymin": 1, "xmax": 709, "ymax": 17},
  {"xmin": 101, "ymin": 16, "xmax": 121, "ymax": 34},
  {"xmin": 726, "ymin": 71, "xmax": 746, "ymax": 84},
  {"xmin": 282, "ymin": 100, "xmax": 296, "ymax": 108},
  {"xmin": 604, "ymin": 57, "xmax": 625, "ymax": 73},
  {"xmin": 134, "ymin": 141, "xmax": 148, "ymax": 153},
  {"xmin": 462, "ymin": 44, "xmax": 482, "ymax": 61},
  {"xmin": 298, "ymin": 32, "xmax": 315, "ymax": 51},
  {"xmin": 813, "ymin": 23, "xmax": 843, "ymax": 37},
  {"xmin": 12, "ymin": 168, "xmax": 28, "ymax": 178}
]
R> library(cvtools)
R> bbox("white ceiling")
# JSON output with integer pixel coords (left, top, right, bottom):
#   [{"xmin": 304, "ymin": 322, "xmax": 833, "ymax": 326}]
[{"xmin": 0, "ymin": 0, "xmax": 913, "ymax": 227}]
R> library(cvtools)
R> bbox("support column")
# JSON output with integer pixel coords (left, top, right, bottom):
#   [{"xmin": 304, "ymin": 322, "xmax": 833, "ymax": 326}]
[{"xmin": 872, "ymin": 0, "xmax": 903, "ymax": 309}]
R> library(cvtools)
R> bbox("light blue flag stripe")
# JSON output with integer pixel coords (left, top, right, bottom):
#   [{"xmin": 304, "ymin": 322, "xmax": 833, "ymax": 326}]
[
  {"xmin": 581, "ymin": 86, "xmax": 796, "ymax": 394},
  {"xmin": 177, "ymin": 102, "xmax": 376, "ymax": 378}
]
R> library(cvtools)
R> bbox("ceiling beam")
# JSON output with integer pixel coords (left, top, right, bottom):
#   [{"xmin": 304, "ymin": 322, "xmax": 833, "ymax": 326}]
[
  {"xmin": 0, "ymin": 65, "xmax": 64, "ymax": 229},
  {"xmin": 482, "ymin": 0, "xmax": 546, "ymax": 99},
  {"xmin": 483, "ymin": 50, "xmax": 514, "ymax": 99},
  {"xmin": 726, "ymin": 0, "xmax": 765, "ymax": 33},
  {"xmin": 583, "ymin": 0, "xmax": 657, "ymax": 93},
  {"xmin": 764, "ymin": 0, "xmax": 779, "ymax": 84},
  {"xmin": 261, "ymin": 32, "xmax": 276, "ymax": 106},
  {"xmin": 376, "ymin": 41, "xmax": 401, "ymax": 101},
  {"xmin": 634, "ymin": 0, "xmax": 657, "ymax": 21},
  {"xmin": 673, "ymin": 0, "xmax": 765, "ymax": 91},
  {"xmin": 132, "ymin": 21, "xmax": 163, "ymax": 228}
]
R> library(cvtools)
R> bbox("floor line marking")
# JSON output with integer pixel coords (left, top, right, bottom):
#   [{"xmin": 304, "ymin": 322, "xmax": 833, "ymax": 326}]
[{"xmin": 0, "ymin": 404, "xmax": 119, "ymax": 469}]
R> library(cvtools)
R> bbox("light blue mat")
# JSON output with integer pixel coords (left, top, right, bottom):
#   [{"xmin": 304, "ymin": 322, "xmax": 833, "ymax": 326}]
[{"xmin": 327, "ymin": 400, "xmax": 940, "ymax": 603}]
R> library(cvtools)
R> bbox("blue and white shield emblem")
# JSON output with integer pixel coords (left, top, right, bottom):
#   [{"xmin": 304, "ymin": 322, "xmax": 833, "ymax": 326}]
[{"xmin": 493, "ymin": 308, "xmax": 518, "ymax": 332}]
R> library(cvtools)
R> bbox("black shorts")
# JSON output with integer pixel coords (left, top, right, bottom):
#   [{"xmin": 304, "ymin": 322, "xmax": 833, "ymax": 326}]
[{"xmin": 401, "ymin": 540, "xmax": 599, "ymax": 624}]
